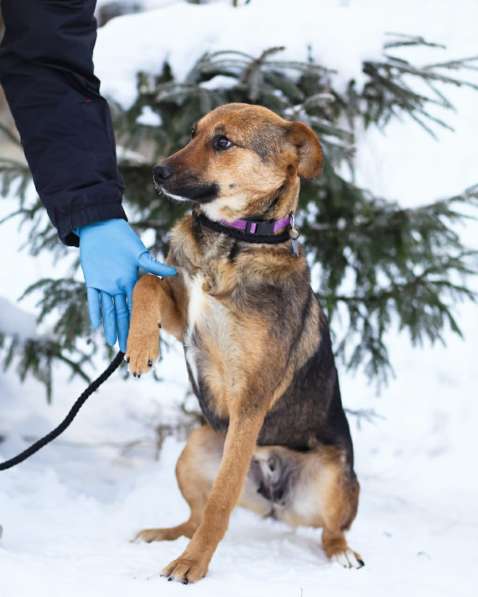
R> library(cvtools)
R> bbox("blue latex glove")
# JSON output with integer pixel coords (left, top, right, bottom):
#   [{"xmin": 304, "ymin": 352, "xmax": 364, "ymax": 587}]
[{"xmin": 77, "ymin": 219, "xmax": 176, "ymax": 352}]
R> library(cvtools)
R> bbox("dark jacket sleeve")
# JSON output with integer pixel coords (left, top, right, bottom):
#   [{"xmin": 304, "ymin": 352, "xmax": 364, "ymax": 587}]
[{"xmin": 0, "ymin": 0, "xmax": 126, "ymax": 246}]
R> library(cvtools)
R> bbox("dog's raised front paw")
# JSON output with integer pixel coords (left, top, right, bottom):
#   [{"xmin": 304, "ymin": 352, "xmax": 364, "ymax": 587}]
[{"xmin": 125, "ymin": 328, "xmax": 159, "ymax": 376}]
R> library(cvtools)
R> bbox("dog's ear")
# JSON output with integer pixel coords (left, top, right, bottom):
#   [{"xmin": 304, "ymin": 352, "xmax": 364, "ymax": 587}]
[{"xmin": 286, "ymin": 122, "xmax": 323, "ymax": 178}]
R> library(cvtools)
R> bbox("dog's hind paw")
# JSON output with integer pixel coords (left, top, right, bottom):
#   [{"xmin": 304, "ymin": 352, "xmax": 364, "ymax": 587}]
[
  {"xmin": 332, "ymin": 548, "xmax": 365, "ymax": 569},
  {"xmin": 133, "ymin": 522, "xmax": 196, "ymax": 543},
  {"xmin": 132, "ymin": 528, "xmax": 166, "ymax": 543}
]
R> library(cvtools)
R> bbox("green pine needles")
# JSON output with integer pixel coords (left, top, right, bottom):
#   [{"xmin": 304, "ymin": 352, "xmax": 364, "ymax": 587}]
[{"xmin": 1, "ymin": 34, "xmax": 477, "ymax": 397}]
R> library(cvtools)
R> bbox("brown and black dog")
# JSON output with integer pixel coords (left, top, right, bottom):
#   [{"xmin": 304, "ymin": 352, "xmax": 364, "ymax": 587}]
[{"xmin": 126, "ymin": 103, "xmax": 363, "ymax": 583}]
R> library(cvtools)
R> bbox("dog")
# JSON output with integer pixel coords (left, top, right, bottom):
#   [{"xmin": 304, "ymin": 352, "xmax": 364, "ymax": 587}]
[{"xmin": 126, "ymin": 103, "xmax": 363, "ymax": 583}]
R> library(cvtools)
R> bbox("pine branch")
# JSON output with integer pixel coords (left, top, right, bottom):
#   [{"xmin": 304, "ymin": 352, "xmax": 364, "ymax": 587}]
[
  {"xmin": 384, "ymin": 32, "xmax": 446, "ymax": 51},
  {"xmin": 0, "ymin": 332, "xmax": 93, "ymax": 403},
  {"xmin": 359, "ymin": 35, "xmax": 478, "ymax": 134},
  {"xmin": 1, "ymin": 36, "xmax": 477, "ymax": 395}
]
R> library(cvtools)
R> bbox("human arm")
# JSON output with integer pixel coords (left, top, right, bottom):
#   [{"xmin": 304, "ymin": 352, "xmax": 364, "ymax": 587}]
[{"xmin": 0, "ymin": 1, "xmax": 176, "ymax": 350}]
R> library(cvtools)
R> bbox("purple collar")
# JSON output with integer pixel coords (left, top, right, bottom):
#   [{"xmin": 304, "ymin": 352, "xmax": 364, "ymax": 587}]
[
  {"xmin": 195, "ymin": 212, "xmax": 293, "ymax": 244},
  {"xmin": 219, "ymin": 214, "xmax": 291, "ymax": 236}
]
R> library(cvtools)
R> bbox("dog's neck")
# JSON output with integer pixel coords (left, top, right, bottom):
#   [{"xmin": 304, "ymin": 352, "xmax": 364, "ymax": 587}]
[
  {"xmin": 200, "ymin": 177, "xmax": 300, "ymax": 223},
  {"xmin": 168, "ymin": 208, "xmax": 305, "ymax": 300},
  {"xmin": 170, "ymin": 212, "xmax": 303, "ymax": 298}
]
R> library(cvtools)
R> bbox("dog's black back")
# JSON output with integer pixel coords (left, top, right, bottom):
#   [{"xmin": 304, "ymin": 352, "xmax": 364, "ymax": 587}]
[{"xmin": 258, "ymin": 305, "xmax": 354, "ymax": 466}]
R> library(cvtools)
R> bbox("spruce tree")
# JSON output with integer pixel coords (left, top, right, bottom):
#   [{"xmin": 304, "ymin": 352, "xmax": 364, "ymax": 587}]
[{"xmin": 1, "ymin": 34, "xmax": 477, "ymax": 399}]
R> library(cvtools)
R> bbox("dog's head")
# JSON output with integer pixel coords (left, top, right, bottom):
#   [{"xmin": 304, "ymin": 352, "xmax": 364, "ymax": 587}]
[{"xmin": 153, "ymin": 103, "xmax": 323, "ymax": 221}]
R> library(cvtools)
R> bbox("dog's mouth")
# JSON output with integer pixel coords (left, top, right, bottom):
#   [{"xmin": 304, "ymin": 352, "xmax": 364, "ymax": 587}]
[
  {"xmin": 154, "ymin": 177, "xmax": 219, "ymax": 205},
  {"xmin": 155, "ymin": 183, "xmax": 190, "ymax": 204}
]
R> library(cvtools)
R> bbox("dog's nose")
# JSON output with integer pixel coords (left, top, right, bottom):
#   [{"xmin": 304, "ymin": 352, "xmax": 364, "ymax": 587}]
[{"xmin": 153, "ymin": 164, "xmax": 173, "ymax": 181}]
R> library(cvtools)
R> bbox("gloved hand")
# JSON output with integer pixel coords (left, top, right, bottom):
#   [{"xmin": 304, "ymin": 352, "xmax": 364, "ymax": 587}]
[{"xmin": 77, "ymin": 219, "xmax": 176, "ymax": 352}]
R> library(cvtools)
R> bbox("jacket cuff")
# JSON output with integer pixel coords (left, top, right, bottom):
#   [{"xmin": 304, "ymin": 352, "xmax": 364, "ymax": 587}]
[
  {"xmin": 62, "ymin": 203, "xmax": 127, "ymax": 246},
  {"xmin": 53, "ymin": 184, "xmax": 127, "ymax": 246}
]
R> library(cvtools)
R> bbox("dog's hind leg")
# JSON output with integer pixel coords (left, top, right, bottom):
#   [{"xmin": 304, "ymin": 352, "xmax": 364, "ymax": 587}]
[
  {"xmin": 134, "ymin": 425, "xmax": 224, "ymax": 543},
  {"xmin": 322, "ymin": 527, "xmax": 363, "ymax": 569},
  {"xmin": 266, "ymin": 444, "xmax": 364, "ymax": 569},
  {"xmin": 317, "ymin": 448, "xmax": 363, "ymax": 569}
]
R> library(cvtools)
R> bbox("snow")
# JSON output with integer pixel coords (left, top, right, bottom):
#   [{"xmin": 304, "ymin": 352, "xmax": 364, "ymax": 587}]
[
  {"xmin": 1, "ymin": 314, "xmax": 477, "ymax": 597},
  {"xmin": 136, "ymin": 105, "xmax": 163, "ymax": 126},
  {"xmin": 94, "ymin": 0, "xmax": 478, "ymax": 109},
  {"xmin": 94, "ymin": 0, "xmax": 387, "ymax": 106},
  {"xmin": 199, "ymin": 74, "xmax": 238, "ymax": 90},
  {"xmin": 1, "ymin": 1, "xmax": 478, "ymax": 596},
  {"xmin": 0, "ymin": 297, "xmax": 36, "ymax": 339}
]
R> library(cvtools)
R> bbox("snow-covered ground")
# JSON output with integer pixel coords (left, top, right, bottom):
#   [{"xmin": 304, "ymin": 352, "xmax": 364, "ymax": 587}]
[{"xmin": 1, "ymin": 1, "xmax": 477, "ymax": 596}]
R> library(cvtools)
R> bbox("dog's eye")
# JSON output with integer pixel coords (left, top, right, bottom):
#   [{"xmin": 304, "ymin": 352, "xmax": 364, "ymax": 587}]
[
  {"xmin": 191, "ymin": 124, "xmax": 197, "ymax": 138},
  {"xmin": 213, "ymin": 135, "xmax": 233, "ymax": 151}
]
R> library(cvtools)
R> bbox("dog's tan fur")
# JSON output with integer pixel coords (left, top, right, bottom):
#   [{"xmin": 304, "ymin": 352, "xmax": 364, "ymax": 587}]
[{"xmin": 126, "ymin": 103, "xmax": 362, "ymax": 583}]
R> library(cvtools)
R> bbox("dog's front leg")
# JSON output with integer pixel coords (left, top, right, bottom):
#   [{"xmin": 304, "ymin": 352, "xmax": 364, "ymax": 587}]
[
  {"xmin": 162, "ymin": 403, "xmax": 267, "ymax": 584},
  {"xmin": 126, "ymin": 273, "xmax": 186, "ymax": 375}
]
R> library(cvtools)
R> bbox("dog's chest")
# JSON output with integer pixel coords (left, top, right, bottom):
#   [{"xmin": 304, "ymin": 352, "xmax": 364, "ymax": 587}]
[
  {"xmin": 183, "ymin": 272, "xmax": 233, "ymax": 393},
  {"xmin": 185, "ymin": 272, "xmax": 229, "ymax": 335}
]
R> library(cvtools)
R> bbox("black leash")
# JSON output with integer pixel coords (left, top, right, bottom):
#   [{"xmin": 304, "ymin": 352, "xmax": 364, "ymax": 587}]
[{"xmin": 0, "ymin": 351, "xmax": 124, "ymax": 471}]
